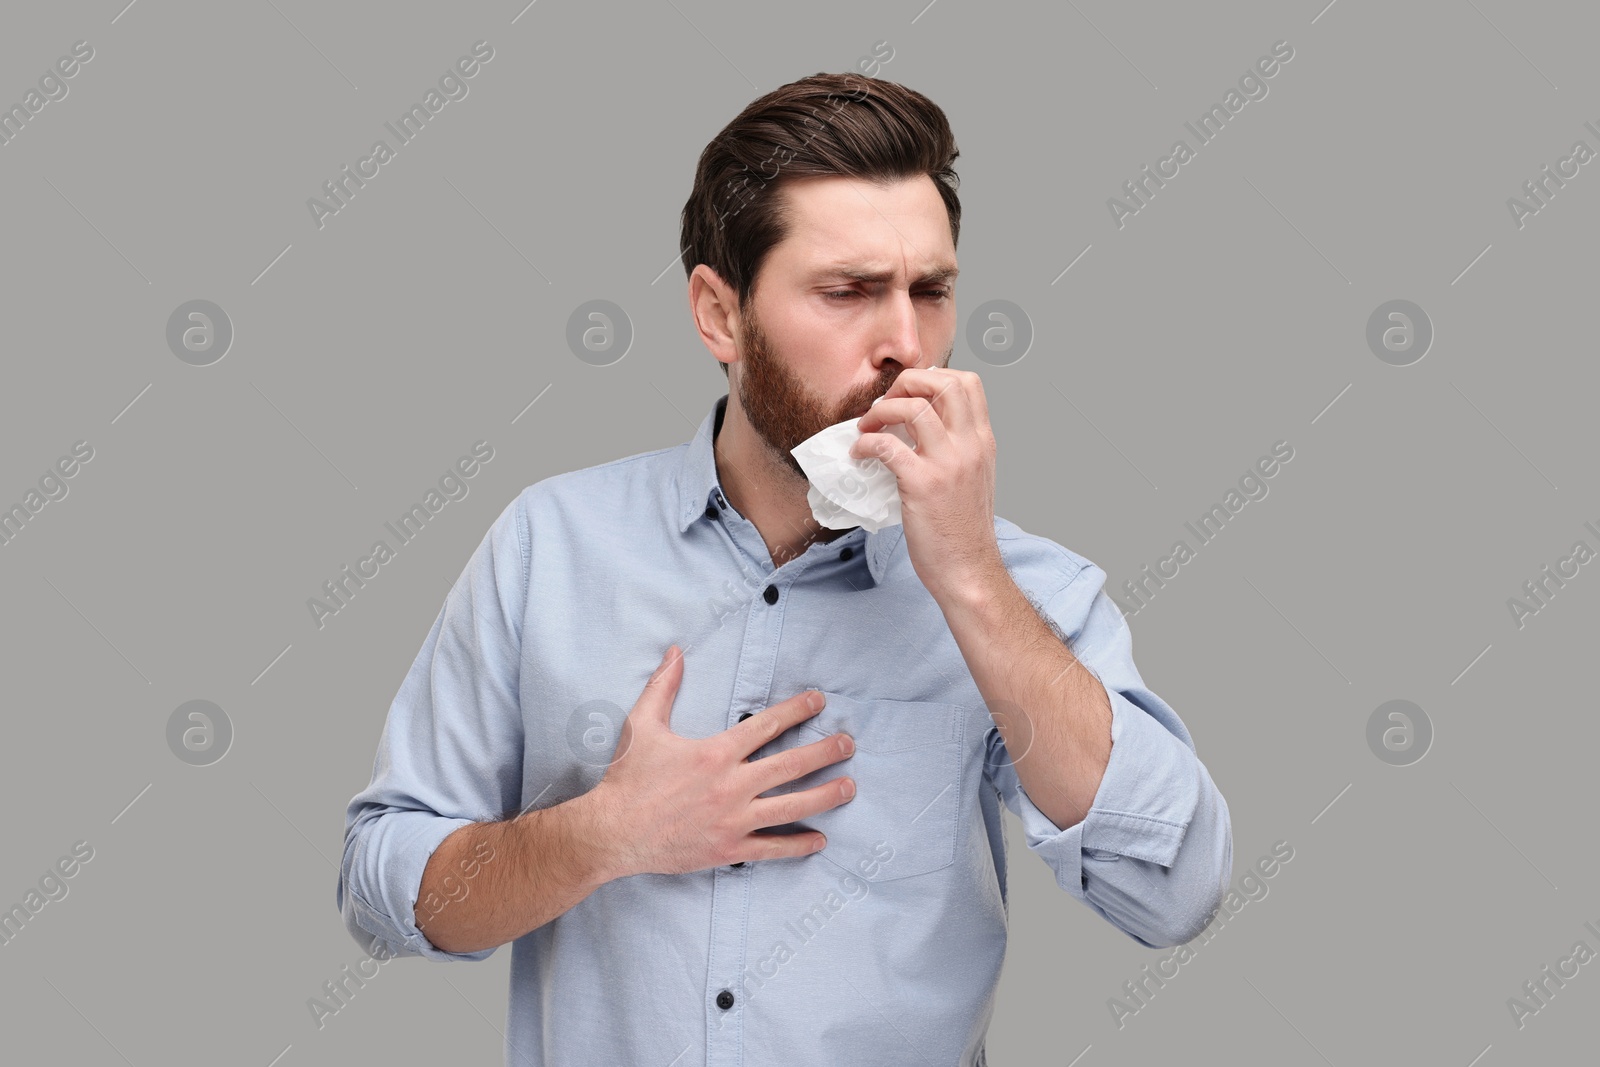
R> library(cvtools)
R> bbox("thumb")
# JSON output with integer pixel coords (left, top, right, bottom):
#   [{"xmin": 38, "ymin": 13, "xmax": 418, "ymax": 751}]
[{"xmin": 635, "ymin": 644, "xmax": 684, "ymax": 726}]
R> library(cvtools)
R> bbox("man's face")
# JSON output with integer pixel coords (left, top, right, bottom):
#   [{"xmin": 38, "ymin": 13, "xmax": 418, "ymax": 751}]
[{"xmin": 730, "ymin": 174, "xmax": 957, "ymax": 479}]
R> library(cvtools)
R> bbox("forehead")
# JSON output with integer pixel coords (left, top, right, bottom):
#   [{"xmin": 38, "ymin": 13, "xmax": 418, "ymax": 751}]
[{"xmin": 770, "ymin": 174, "xmax": 956, "ymax": 280}]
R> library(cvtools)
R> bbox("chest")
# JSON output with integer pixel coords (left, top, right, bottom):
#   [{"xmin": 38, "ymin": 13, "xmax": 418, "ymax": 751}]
[{"xmin": 515, "ymin": 540, "xmax": 992, "ymax": 812}]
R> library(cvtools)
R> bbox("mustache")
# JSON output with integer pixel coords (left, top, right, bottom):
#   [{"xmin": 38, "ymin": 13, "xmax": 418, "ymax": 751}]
[{"xmin": 843, "ymin": 377, "xmax": 898, "ymax": 417}]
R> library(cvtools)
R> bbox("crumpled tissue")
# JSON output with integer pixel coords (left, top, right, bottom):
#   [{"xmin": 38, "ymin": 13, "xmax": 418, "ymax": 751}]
[{"xmin": 790, "ymin": 395, "xmax": 916, "ymax": 533}]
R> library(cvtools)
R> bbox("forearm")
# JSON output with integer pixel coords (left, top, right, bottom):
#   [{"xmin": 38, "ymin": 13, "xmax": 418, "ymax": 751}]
[
  {"xmin": 937, "ymin": 562, "xmax": 1112, "ymax": 828},
  {"xmin": 414, "ymin": 791, "xmax": 617, "ymax": 955}
]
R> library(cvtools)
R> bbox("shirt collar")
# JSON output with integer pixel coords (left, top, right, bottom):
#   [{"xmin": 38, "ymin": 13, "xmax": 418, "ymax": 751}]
[{"xmin": 674, "ymin": 393, "xmax": 900, "ymax": 586}]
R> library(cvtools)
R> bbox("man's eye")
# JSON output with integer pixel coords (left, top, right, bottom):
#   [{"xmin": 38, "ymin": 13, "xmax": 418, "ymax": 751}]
[{"xmin": 824, "ymin": 290, "xmax": 951, "ymax": 302}]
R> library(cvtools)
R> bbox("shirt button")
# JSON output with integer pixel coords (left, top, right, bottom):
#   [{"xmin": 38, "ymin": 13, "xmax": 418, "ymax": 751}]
[
  {"xmin": 705, "ymin": 504, "xmax": 718, "ymax": 520},
  {"xmin": 716, "ymin": 989, "xmax": 735, "ymax": 1010},
  {"xmin": 729, "ymin": 861, "xmax": 745, "ymax": 868},
  {"xmin": 839, "ymin": 546, "xmax": 854, "ymax": 561},
  {"xmin": 763, "ymin": 585, "xmax": 779, "ymax": 604},
  {"xmin": 737, "ymin": 712, "xmax": 752, "ymax": 722}
]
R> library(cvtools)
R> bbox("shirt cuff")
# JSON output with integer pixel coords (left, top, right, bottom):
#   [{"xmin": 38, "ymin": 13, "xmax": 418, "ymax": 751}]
[
  {"xmin": 1009, "ymin": 682, "xmax": 1200, "ymax": 895},
  {"xmin": 341, "ymin": 810, "xmax": 493, "ymax": 962}
]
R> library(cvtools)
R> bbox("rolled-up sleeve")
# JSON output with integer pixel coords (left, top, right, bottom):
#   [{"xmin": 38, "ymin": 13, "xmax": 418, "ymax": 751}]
[
  {"xmin": 336, "ymin": 488, "xmax": 530, "ymax": 962},
  {"xmin": 984, "ymin": 560, "xmax": 1233, "ymax": 949}
]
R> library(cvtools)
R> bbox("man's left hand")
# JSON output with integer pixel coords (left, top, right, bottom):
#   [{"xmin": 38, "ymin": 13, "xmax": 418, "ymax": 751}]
[{"xmin": 851, "ymin": 367, "xmax": 1003, "ymax": 600}]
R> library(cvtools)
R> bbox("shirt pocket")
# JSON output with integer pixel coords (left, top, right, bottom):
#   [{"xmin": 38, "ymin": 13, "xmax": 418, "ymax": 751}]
[{"xmin": 767, "ymin": 690, "xmax": 965, "ymax": 883}]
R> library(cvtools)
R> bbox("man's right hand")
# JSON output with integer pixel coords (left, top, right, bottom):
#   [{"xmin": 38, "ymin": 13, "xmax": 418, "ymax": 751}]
[{"xmin": 586, "ymin": 644, "xmax": 856, "ymax": 879}]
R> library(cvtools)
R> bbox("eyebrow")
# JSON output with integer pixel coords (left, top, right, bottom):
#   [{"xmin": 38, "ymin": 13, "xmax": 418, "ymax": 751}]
[{"xmin": 810, "ymin": 263, "xmax": 960, "ymax": 285}]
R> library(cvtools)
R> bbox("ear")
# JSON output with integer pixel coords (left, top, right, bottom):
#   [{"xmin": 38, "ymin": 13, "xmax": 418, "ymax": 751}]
[{"xmin": 689, "ymin": 265, "xmax": 741, "ymax": 373}]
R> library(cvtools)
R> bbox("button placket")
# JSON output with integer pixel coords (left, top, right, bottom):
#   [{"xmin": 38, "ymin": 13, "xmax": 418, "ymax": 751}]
[
  {"xmin": 704, "ymin": 548, "xmax": 812, "ymax": 1066},
  {"xmin": 728, "ymin": 708, "xmax": 755, "ymax": 869}
]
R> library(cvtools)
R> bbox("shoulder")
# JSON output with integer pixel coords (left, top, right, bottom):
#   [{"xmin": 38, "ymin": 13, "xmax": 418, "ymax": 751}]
[
  {"xmin": 993, "ymin": 514, "xmax": 1100, "ymax": 596},
  {"xmin": 505, "ymin": 441, "xmax": 683, "ymax": 524}
]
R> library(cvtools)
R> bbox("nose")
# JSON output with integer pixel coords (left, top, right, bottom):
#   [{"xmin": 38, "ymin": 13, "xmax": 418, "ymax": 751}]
[{"xmin": 870, "ymin": 289, "xmax": 926, "ymax": 372}]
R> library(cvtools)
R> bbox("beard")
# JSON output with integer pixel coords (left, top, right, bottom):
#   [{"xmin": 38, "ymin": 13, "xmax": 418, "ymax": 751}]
[{"xmin": 735, "ymin": 307, "xmax": 946, "ymax": 480}]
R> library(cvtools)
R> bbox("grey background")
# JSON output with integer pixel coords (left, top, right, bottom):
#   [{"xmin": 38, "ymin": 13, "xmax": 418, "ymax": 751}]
[{"xmin": 1, "ymin": 1, "xmax": 1593, "ymax": 1064}]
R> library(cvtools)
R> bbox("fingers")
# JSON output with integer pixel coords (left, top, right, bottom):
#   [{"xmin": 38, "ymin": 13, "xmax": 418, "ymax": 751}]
[
  {"xmin": 742, "ymin": 729, "xmax": 854, "ymax": 797},
  {"xmin": 732, "ymin": 829, "xmax": 830, "ymax": 865},
  {"xmin": 726, "ymin": 763, "xmax": 856, "ymax": 865},
  {"xmin": 857, "ymin": 367, "xmax": 976, "ymax": 439},
  {"xmin": 728, "ymin": 689, "xmax": 825, "ymax": 759},
  {"xmin": 855, "ymin": 395, "xmax": 948, "ymax": 459},
  {"xmin": 746, "ymin": 775, "xmax": 856, "ymax": 833}
]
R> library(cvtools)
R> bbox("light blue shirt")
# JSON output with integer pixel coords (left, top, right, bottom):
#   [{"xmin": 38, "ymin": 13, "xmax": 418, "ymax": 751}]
[{"xmin": 338, "ymin": 392, "xmax": 1232, "ymax": 1066}]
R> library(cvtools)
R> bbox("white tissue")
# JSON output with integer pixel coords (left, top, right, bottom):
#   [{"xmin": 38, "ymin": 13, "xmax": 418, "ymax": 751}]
[{"xmin": 790, "ymin": 395, "xmax": 917, "ymax": 533}]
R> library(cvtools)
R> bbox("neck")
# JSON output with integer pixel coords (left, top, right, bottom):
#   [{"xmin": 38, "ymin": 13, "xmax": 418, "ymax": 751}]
[{"xmin": 713, "ymin": 396, "xmax": 850, "ymax": 569}]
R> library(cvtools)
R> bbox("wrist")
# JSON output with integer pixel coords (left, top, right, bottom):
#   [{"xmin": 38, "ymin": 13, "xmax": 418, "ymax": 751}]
[
  {"xmin": 567, "ymin": 784, "xmax": 632, "ymax": 886},
  {"xmin": 932, "ymin": 555, "xmax": 1009, "ymax": 614}
]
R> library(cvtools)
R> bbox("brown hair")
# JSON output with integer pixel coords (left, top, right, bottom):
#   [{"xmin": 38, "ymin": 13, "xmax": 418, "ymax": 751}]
[{"xmin": 679, "ymin": 72, "xmax": 962, "ymax": 376}]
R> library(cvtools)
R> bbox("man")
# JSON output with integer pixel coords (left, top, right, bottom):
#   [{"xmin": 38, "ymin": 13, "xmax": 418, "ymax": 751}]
[{"xmin": 338, "ymin": 71, "xmax": 1231, "ymax": 1066}]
